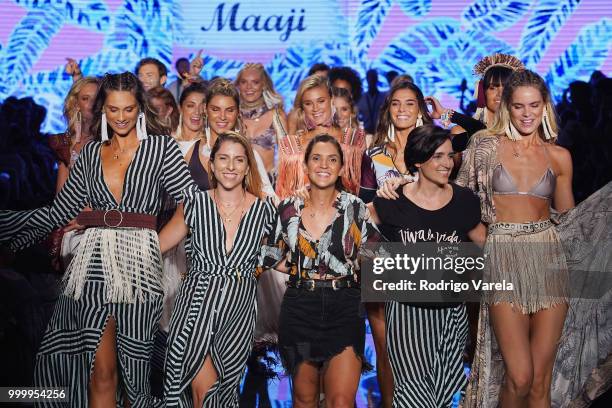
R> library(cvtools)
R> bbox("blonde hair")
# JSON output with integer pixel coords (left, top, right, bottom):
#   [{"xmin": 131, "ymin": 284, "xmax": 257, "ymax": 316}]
[
  {"xmin": 147, "ymin": 86, "xmax": 179, "ymax": 133},
  {"xmin": 206, "ymin": 77, "xmax": 242, "ymax": 133},
  {"xmin": 488, "ymin": 70, "xmax": 558, "ymax": 142},
  {"xmin": 293, "ymin": 74, "xmax": 333, "ymax": 131},
  {"xmin": 235, "ymin": 63, "xmax": 283, "ymax": 109},
  {"xmin": 331, "ymin": 86, "xmax": 358, "ymax": 129},
  {"xmin": 63, "ymin": 76, "xmax": 100, "ymax": 137},
  {"xmin": 208, "ymin": 131, "xmax": 264, "ymax": 198}
]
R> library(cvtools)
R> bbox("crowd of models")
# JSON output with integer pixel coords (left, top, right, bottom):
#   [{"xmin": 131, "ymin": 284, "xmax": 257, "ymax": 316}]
[{"xmin": 0, "ymin": 52, "xmax": 611, "ymax": 408}]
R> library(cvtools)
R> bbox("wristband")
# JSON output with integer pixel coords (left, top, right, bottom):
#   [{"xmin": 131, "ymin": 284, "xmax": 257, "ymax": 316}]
[{"xmin": 440, "ymin": 109, "xmax": 454, "ymax": 128}]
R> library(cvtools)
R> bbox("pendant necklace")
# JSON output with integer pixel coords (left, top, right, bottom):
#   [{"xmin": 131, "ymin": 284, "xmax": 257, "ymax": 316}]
[
  {"xmin": 112, "ymin": 139, "xmax": 128, "ymax": 160},
  {"xmin": 510, "ymin": 141, "xmax": 521, "ymax": 158},
  {"xmin": 214, "ymin": 190, "xmax": 245, "ymax": 223}
]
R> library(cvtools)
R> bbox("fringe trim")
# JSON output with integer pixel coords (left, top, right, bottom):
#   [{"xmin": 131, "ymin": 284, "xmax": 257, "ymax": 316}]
[
  {"xmin": 484, "ymin": 225, "xmax": 569, "ymax": 314},
  {"xmin": 340, "ymin": 128, "xmax": 366, "ymax": 195},
  {"xmin": 275, "ymin": 151, "xmax": 306, "ymax": 200},
  {"xmin": 63, "ymin": 227, "xmax": 162, "ymax": 303}
]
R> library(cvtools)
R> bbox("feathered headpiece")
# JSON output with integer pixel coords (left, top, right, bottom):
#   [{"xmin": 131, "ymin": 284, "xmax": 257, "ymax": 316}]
[{"xmin": 473, "ymin": 54, "xmax": 525, "ymax": 124}]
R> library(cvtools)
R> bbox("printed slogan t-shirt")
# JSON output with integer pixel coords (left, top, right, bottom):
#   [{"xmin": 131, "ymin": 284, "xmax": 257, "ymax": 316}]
[
  {"xmin": 373, "ymin": 183, "xmax": 481, "ymax": 245},
  {"xmin": 373, "ymin": 183, "xmax": 481, "ymax": 307}
]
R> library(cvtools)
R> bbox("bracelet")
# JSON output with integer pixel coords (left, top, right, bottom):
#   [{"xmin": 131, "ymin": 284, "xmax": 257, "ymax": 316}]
[
  {"xmin": 440, "ymin": 109, "xmax": 454, "ymax": 128},
  {"xmin": 400, "ymin": 173, "xmax": 418, "ymax": 183}
]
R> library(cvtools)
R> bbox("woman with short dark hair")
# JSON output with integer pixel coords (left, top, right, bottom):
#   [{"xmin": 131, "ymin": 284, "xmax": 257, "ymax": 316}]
[{"xmin": 369, "ymin": 125, "xmax": 485, "ymax": 407}]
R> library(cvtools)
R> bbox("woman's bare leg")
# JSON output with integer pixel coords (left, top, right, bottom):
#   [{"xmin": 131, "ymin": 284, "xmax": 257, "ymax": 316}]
[
  {"xmin": 527, "ymin": 303, "xmax": 567, "ymax": 407},
  {"xmin": 292, "ymin": 361, "xmax": 320, "ymax": 408},
  {"xmin": 490, "ymin": 303, "xmax": 533, "ymax": 408},
  {"xmin": 89, "ymin": 317, "xmax": 118, "ymax": 408},
  {"xmin": 191, "ymin": 354, "xmax": 218, "ymax": 408},
  {"xmin": 366, "ymin": 302, "xmax": 393, "ymax": 408},
  {"xmin": 323, "ymin": 347, "xmax": 362, "ymax": 408}
]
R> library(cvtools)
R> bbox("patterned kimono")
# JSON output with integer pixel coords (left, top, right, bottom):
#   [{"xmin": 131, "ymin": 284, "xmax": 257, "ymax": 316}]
[{"xmin": 457, "ymin": 132, "xmax": 612, "ymax": 407}]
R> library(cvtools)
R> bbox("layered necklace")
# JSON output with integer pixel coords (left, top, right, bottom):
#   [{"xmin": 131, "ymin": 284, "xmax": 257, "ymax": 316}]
[
  {"xmin": 213, "ymin": 189, "xmax": 246, "ymax": 223},
  {"xmin": 240, "ymin": 98, "xmax": 268, "ymax": 122}
]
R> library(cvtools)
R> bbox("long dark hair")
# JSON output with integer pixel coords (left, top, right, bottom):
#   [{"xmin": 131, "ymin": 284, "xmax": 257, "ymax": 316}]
[
  {"xmin": 483, "ymin": 65, "xmax": 514, "ymax": 90},
  {"xmin": 373, "ymin": 80, "xmax": 433, "ymax": 149},
  {"xmin": 90, "ymin": 72, "xmax": 167, "ymax": 141},
  {"xmin": 304, "ymin": 134, "xmax": 345, "ymax": 191}
]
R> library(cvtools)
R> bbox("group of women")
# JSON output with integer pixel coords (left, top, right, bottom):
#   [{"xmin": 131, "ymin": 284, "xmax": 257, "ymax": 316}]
[{"xmin": 0, "ymin": 52, "xmax": 610, "ymax": 408}]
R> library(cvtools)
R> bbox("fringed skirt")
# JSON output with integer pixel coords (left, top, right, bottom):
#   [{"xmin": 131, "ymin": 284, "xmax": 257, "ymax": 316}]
[
  {"xmin": 35, "ymin": 227, "xmax": 164, "ymax": 407},
  {"xmin": 484, "ymin": 220, "xmax": 569, "ymax": 314}
]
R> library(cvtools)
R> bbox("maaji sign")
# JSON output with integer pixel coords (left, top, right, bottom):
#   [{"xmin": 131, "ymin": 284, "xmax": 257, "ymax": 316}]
[{"xmin": 180, "ymin": 0, "xmax": 345, "ymax": 51}]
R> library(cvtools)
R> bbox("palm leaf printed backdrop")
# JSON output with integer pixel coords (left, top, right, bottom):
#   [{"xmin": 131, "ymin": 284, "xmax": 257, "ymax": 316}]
[{"xmin": 0, "ymin": 0, "xmax": 611, "ymax": 133}]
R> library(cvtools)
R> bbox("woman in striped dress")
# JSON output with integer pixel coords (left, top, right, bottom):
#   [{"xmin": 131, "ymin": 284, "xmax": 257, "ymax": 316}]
[
  {"xmin": 158, "ymin": 131, "xmax": 277, "ymax": 407},
  {"xmin": 0, "ymin": 72, "xmax": 195, "ymax": 407}
]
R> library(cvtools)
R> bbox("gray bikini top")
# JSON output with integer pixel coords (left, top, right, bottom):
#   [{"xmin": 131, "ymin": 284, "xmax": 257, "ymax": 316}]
[{"xmin": 492, "ymin": 164, "xmax": 556, "ymax": 200}]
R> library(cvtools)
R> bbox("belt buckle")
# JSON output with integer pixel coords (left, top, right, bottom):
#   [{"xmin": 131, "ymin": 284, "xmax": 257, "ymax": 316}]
[
  {"xmin": 306, "ymin": 280, "xmax": 316, "ymax": 291},
  {"xmin": 332, "ymin": 279, "xmax": 339, "ymax": 290},
  {"xmin": 103, "ymin": 209, "xmax": 123, "ymax": 228}
]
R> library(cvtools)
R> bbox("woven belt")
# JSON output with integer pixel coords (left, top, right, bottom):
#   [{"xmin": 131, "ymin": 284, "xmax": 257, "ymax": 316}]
[
  {"xmin": 488, "ymin": 219, "xmax": 552, "ymax": 235},
  {"xmin": 76, "ymin": 209, "xmax": 157, "ymax": 230},
  {"xmin": 287, "ymin": 278, "xmax": 359, "ymax": 291}
]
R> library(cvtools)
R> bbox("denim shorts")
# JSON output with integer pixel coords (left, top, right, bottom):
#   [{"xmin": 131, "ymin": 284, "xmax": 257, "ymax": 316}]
[{"xmin": 278, "ymin": 286, "xmax": 370, "ymax": 374}]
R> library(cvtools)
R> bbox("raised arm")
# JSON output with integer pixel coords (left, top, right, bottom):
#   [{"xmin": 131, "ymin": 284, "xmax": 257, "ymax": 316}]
[{"xmin": 65, "ymin": 58, "xmax": 82, "ymax": 82}]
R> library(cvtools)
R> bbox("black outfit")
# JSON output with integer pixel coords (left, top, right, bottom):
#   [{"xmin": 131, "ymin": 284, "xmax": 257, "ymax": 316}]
[
  {"xmin": 261, "ymin": 192, "xmax": 381, "ymax": 374},
  {"xmin": 450, "ymin": 112, "xmax": 486, "ymax": 152},
  {"xmin": 187, "ymin": 139, "xmax": 210, "ymax": 191},
  {"xmin": 374, "ymin": 183, "xmax": 481, "ymax": 244},
  {"xmin": 373, "ymin": 183, "xmax": 481, "ymax": 407}
]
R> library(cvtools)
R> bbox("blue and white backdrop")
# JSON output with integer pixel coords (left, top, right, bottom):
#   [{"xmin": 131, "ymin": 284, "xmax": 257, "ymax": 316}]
[
  {"xmin": 1, "ymin": 1, "xmax": 611, "ymax": 405},
  {"xmin": 0, "ymin": 0, "xmax": 611, "ymax": 134}
]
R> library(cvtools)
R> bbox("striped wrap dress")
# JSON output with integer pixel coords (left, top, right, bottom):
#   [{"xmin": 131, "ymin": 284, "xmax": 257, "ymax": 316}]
[
  {"xmin": 163, "ymin": 189, "xmax": 277, "ymax": 407},
  {"xmin": 0, "ymin": 135, "xmax": 195, "ymax": 407}
]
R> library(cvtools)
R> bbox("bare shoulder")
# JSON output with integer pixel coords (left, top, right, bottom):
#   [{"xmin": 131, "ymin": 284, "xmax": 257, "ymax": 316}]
[
  {"xmin": 547, "ymin": 144, "xmax": 572, "ymax": 174},
  {"xmin": 548, "ymin": 144, "xmax": 571, "ymax": 161},
  {"xmin": 245, "ymin": 191, "xmax": 258, "ymax": 206}
]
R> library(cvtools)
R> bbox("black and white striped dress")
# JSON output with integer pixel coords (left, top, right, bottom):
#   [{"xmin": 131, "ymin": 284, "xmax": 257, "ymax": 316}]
[
  {"xmin": 163, "ymin": 189, "xmax": 276, "ymax": 407},
  {"xmin": 0, "ymin": 135, "xmax": 194, "ymax": 407}
]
